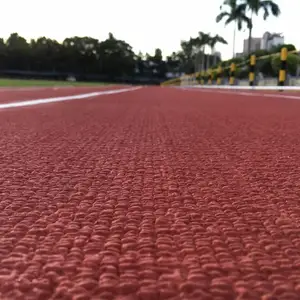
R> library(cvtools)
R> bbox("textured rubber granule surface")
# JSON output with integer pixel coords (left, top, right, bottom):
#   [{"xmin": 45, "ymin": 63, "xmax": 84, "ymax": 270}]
[{"xmin": 1, "ymin": 87, "xmax": 300, "ymax": 300}]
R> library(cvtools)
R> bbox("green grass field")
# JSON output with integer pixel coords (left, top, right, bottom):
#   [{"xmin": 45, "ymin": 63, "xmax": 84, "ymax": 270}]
[{"xmin": 0, "ymin": 78, "xmax": 109, "ymax": 87}]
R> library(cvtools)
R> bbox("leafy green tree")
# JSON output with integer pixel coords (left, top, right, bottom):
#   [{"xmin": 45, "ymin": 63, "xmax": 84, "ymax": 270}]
[
  {"xmin": 166, "ymin": 52, "xmax": 182, "ymax": 75},
  {"xmin": 271, "ymin": 44, "xmax": 296, "ymax": 54},
  {"xmin": 6, "ymin": 33, "xmax": 30, "ymax": 70},
  {"xmin": 98, "ymin": 33, "xmax": 136, "ymax": 77},
  {"xmin": 30, "ymin": 37, "xmax": 63, "ymax": 72},
  {"xmin": 0, "ymin": 38, "xmax": 6, "ymax": 69},
  {"xmin": 144, "ymin": 49, "xmax": 166, "ymax": 78},
  {"xmin": 152, "ymin": 48, "xmax": 167, "ymax": 78},
  {"xmin": 61, "ymin": 37, "xmax": 101, "ymax": 74},
  {"xmin": 271, "ymin": 53, "xmax": 300, "ymax": 76},
  {"xmin": 135, "ymin": 52, "xmax": 145, "ymax": 76},
  {"xmin": 179, "ymin": 39, "xmax": 196, "ymax": 73}
]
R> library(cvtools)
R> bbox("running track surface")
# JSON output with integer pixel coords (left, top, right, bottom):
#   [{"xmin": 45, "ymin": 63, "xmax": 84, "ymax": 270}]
[{"xmin": 1, "ymin": 86, "xmax": 300, "ymax": 300}]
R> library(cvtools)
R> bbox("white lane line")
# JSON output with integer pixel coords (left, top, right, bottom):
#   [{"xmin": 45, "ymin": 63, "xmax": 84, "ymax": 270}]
[
  {"xmin": 0, "ymin": 85, "xmax": 126, "ymax": 92},
  {"xmin": 0, "ymin": 87, "xmax": 141, "ymax": 110},
  {"xmin": 178, "ymin": 87, "xmax": 300, "ymax": 100}
]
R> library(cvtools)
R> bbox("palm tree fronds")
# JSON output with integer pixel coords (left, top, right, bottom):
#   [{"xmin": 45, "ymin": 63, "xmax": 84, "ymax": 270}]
[
  {"xmin": 216, "ymin": 11, "xmax": 230, "ymax": 23},
  {"xmin": 225, "ymin": 16, "xmax": 235, "ymax": 26}
]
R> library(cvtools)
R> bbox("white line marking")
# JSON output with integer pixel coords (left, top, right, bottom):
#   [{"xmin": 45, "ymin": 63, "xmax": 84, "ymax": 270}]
[
  {"xmin": 178, "ymin": 87, "xmax": 300, "ymax": 100},
  {"xmin": 0, "ymin": 87, "xmax": 141, "ymax": 110},
  {"xmin": 0, "ymin": 85, "xmax": 121, "ymax": 92},
  {"xmin": 181, "ymin": 84, "xmax": 300, "ymax": 91}
]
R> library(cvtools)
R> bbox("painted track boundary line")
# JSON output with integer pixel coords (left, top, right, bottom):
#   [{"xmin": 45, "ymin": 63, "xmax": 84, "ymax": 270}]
[
  {"xmin": 0, "ymin": 87, "xmax": 142, "ymax": 110},
  {"xmin": 178, "ymin": 86, "xmax": 300, "ymax": 100}
]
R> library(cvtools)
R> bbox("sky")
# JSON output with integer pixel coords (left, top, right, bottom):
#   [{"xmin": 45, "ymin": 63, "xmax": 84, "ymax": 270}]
[{"xmin": 0, "ymin": 0, "xmax": 298, "ymax": 59}]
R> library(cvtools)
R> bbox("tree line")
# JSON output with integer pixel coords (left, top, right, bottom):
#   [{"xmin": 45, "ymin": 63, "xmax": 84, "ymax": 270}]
[
  {"xmin": 0, "ymin": 32, "xmax": 228, "ymax": 84},
  {"xmin": 1, "ymin": 0, "xmax": 297, "ymax": 84}
]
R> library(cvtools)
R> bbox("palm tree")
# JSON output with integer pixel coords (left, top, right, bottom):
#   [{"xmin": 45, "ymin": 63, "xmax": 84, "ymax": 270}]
[
  {"xmin": 180, "ymin": 38, "xmax": 201, "ymax": 73},
  {"xmin": 195, "ymin": 32, "xmax": 212, "ymax": 70},
  {"xmin": 216, "ymin": 0, "xmax": 251, "ymax": 58},
  {"xmin": 208, "ymin": 35, "xmax": 228, "ymax": 66},
  {"xmin": 188, "ymin": 37, "xmax": 202, "ymax": 73},
  {"xmin": 238, "ymin": 0, "xmax": 281, "ymax": 54}
]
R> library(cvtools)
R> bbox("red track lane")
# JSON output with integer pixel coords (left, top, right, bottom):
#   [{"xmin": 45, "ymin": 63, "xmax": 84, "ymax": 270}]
[
  {"xmin": 0, "ymin": 85, "xmax": 128, "ymax": 103},
  {"xmin": 1, "ymin": 87, "xmax": 300, "ymax": 300}
]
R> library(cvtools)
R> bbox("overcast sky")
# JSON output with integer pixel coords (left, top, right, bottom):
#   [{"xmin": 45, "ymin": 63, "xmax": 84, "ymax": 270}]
[{"xmin": 0, "ymin": 0, "xmax": 298, "ymax": 59}]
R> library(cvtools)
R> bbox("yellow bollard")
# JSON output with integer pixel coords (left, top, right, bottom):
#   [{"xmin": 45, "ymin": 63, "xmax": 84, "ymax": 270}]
[
  {"xmin": 229, "ymin": 63, "xmax": 236, "ymax": 85},
  {"xmin": 207, "ymin": 69, "xmax": 212, "ymax": 85},
  {"xmin": 200, "ymin": 71, "xmax": 205, "ymax": 85},
  {"xmin": 278, "ymin": 47, "xmax": 288, "ymax": 86},
  {"xmin": 217, "ymin": 65, "xmax": 222, "ymax": 85},
  {"xmin": 249, "ymin": 55, "xmax": 256, "ymax": 86}
]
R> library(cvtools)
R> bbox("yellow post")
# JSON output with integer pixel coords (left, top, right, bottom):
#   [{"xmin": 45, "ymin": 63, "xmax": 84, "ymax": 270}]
[
  {"xmin": 196, "ymin": 72, "xmax": 201, "ymax": 84},
  {"xmin": 217, "ymin": 65, "xmax": 222, "ymax": 85},
  {"xmin": 278, "ymin": 47, "xmax": 288, "ymax": 86},
  {"xmin": 249, "ymin": 55, "xmax": 256, "ymax": 86},
  {"xmin": 193, "ymin": 74, "xmax": 196, "ymax": 85},
  {"xmin": 229, "ymin": 63, "xmax": 236, "ymax": 85},
  {"xmin": 208, "ymin": 69, "xmax": 212, "ymax": 85},
  {"xmin": 201, "ymin": 71, "xmax": 205, "ymax": 85}
]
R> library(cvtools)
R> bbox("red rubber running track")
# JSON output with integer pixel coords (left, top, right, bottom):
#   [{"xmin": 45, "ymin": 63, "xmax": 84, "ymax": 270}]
[{"xmin": 1, "ymin": 86, "xmax": 300, "ymax": 300}]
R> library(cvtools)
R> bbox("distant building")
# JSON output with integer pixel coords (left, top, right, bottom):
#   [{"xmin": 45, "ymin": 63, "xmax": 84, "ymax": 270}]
[
  {"xmin": 213, "ymin": 51, "xmax": 222, "ymax": 60},
  {"xmin": 260, "ymin": 32, "xmax": 284, "ymax": 50},
  {"xmin": 243, "ymin": 37, "xmax": 262, "ymax": 54},
  {"xmin": 242, "ymin": 32, "xmax": 284, "ymax": 54},
  {"xmin": 235, "ymin": 52, "xmax": 244, "ymax": 58}
]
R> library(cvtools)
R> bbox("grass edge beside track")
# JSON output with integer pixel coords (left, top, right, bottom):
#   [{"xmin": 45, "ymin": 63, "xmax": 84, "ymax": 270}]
[{"xmin": 0, "ymin": 78, "xmax": 112, "ymax": 87}]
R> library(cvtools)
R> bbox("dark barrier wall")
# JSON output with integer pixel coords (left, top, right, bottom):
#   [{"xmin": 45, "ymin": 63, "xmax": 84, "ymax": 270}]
[{"xmin": 0, "ymin": 70, "xmax": 163, "ymax": 85}]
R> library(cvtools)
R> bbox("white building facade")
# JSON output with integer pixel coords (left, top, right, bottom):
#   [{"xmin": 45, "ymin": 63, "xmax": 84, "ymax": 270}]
[
  {"xmin": 242, "ymin": 32, "xmax": 284, "ymax": 55},
  {"xmin": 260, "ymin": 32, "xmax": 284, "ymax": 51}
]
